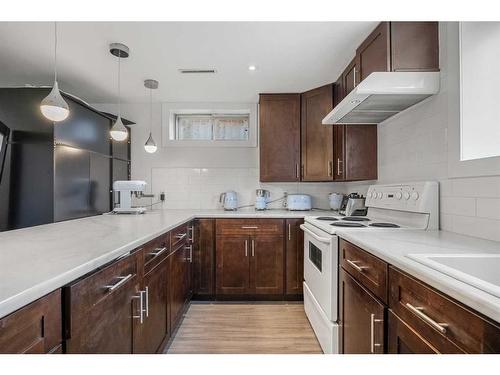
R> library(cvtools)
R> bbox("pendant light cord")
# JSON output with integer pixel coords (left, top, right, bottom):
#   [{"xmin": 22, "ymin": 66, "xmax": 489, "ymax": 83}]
[
  {"xmin": 54, "ymin": 22, "xmax": 58, "ymax": 82},
  {"xmin": 150, "ymin": 86, "xmax": 153, "ymax": 133},
  {"xmin": 117, "ymin": 52, "xmax": 121, "ymax": 117}
]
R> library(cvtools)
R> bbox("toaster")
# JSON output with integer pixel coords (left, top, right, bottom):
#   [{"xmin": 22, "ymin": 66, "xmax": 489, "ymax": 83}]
[
  {"xmin": 286, "ymin": 194, "xmax": 312, "ymax": 211},
  {"xmin": 339, "ymin": 193, "xmax": 367, "ymax": 216}
]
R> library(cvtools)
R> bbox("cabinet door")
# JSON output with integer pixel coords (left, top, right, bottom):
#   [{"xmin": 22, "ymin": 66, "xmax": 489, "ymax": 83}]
[
  {"xmin": 388, "ymin": 311, "xmax": 440, "ymax": 354},
  {"xmin": 340, "ymin": 269, "xmax": 385, "ymax": 354},
  {"xmin": 0, "ymin": 289, "xmax": 61, "ymax": 354},
  {"xmin": 250, "ymin": 236, "xmax": 284, "ymax": 295},
  {"xmin": 301, "ymin": 85, "xmax": 334, "ymax": 181},
  {"xmin": 216, "ymin": 236, "xmax": 250, "ymax": 295},
  {"xmin": 333, "ymin": 125, "xmax": 345, "ymax": 181},
  {"xmin": 170, "ymin": 244, "xmax": 188, "ymax": 328},
  {"xmin": 193, "ymin": 219, "xmax": 215, "ymax": 298},
  {"xmin": 342, "ymin": 59, "xmax": 357, "ymax": 96},
  {"xmin": 285, "ymin": 219, "xmax": 304, "ymax": 296},
  {"xmin": 259, "ymin": 94, "xmax": 301, "ymax": 182},
  {"xmin": 134, "ymin": 259, "xmax": 169, "ymax": 354},
  {"xmin": 344, "ymin": 125, "xmax": 377, "ymax": 181},
  {"xmin": 356, "ymin": 22, "xmax": 391, "ymax": 82}
]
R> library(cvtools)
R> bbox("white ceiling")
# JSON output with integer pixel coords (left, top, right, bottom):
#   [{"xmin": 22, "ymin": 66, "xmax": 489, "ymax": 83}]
[{"xmin": 0, "ymin": 22, "xmax": 377, "ymax": 104}]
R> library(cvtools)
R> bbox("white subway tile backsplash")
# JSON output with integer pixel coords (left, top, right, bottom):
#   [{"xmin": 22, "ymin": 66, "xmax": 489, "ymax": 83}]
[
  {"xmin": 452, "ymin": 176, "xmax": 500, "ymax": 198},
  {"xmin": 441, "ymin": 197, "xmax": 476, "ymax": 217},
  {"xmin": 476, "ymin": 198, "xmax": 500, "ymax": 220}
]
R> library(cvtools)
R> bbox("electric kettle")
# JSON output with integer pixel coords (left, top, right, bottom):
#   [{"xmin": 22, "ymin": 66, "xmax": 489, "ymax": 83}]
[{"xmin": 220, "ymin": 191, "xmax": 238, "ymax": 211}]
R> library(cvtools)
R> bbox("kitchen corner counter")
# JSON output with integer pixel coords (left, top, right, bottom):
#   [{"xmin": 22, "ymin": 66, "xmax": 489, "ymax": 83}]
[
  {"xmin": 336, "ymin": 229, "xmax": 500, "ymax": 323},
  {"xmin": 0, "ymin": 208, "xmax": 329, "ymax": 319}
]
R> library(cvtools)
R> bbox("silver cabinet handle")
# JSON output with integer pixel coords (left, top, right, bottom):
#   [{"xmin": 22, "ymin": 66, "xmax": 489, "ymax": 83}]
[
  {"xmin": 288, "ymin": 223, "xmax": 292, "ymax": 241},
  {"xmin": 148, "ymin": 247, "xmax": 167, "ymax": 257},
  {"xmin": 337, "ymin": 158, "xmax": 342, "ymax": 175},
  {"xmin": 185, "ymin": 244, "xmax": 193, "ymax": 263},
  {"xmin": 174, "ymin": 233, "xmax": 187, "ymax": 240},
  {"xmin": 346, "ymin": 259, "xmax": 369, "ymax": 273},
  {"xmin": 295, "ymin": 163, "xmax": 299, "ymax": 179},
  {"xmin": 353, "ymin": 66, "xmax": 357, "ymax": 87},
  {"xmin": 405, "ymin": 303, "xmax": 448, "ymax": 334},
  {"xmin": 245, "ymin": 240, "xmax": 248, "ymax": 257},
  {"xmin": 188, "ymin": 226, "xmax": 194, "ymax": 243},
  {"xmin": 370, "ymin": 313, "xmax": 383, "ymax": 353},
  {"xmin": 241, "ymin": 226, "xmax": 258, "ymax": 229},
  {"xmin": 105, "ymin": 273, "xmax": 133, "ymax": 292},
  {"xmin": 251, "ymin": 239, "xmax": 255, "ymax": 257},
  {"xmin": 132, "ymin": 291, "xmax": 144, "ymax": 324},
  {"xmin": 328, "ymin": 161, "xmax": 333, "ymax": 177},
  {"xmin": 144, "ymin": 287, "xmax": 149, "ymax": 318}
]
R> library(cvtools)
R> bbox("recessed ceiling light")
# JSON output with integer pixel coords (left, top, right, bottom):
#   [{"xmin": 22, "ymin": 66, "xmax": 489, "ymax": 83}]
[{"xmin": 248, "ymin": 65, "xmax": 257, "ymax": 71}]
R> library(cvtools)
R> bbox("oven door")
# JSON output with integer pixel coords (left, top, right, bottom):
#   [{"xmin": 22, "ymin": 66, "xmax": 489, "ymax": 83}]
[{"xmin": 301, "ymin": 223, "xmax": 338, "ymax": 322}]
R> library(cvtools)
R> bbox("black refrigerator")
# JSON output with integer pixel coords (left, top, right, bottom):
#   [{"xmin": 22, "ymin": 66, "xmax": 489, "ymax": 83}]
[{"xmin": 0, "ymin": 88, "xmax": 131, "ymax": 232}]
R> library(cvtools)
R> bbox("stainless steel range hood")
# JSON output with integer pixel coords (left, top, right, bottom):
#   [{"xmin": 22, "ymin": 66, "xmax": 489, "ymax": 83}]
[{"xmin": 322, "ymin": 72, "xmax": 440, "ymax": 125}]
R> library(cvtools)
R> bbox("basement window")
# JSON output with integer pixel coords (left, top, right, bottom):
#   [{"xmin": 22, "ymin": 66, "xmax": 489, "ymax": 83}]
[{"xmin": 175, "ymin": 114, "xmax": 249, "ymax": 141}]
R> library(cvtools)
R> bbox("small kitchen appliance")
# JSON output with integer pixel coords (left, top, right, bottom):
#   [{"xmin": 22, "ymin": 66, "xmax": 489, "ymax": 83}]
[
  {"xmin": 220, "ymin": 190, "xmax": 238, "ymax": 211},
  {"xmin": 328, "ymin": 192, "xmax": 344, "ymax": 211},
  {"xmin": 301, "ymin": 181, "xmax": 439, "ymax": 354},
  {"xmin": 112, "ymin": 180, "xmax": 149, "ymax": 214},
  {"xmin": 255, "ymin": 189, "xmax": 270, "ymax": 210},
  {"xmin": 339, "ymin": 193, "xmax": 366, "ymax": 216},
  {"xmin": 286, "ymin": 194, "xmax": 312, "ymax": 211}
]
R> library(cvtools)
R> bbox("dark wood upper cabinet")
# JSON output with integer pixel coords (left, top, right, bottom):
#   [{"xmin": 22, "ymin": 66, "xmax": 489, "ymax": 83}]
[
  {"xmin": 356, "ymin": 22, "xmax": 439, "ymax": 84},
  {"xmin": 285, "ymin": 218, "xmax": 304, "ymax": 296},
  {"xmin": 259, "ymin": 94, "xmax": 301, "ymax": 182},
  {"xmin": 301, "ymin": 85, "xmax": 334, "ymax": 181},
  {"xmin": 0, "ymin": 289, "xmax": 62, "ymax": 354},
  {"xmin": 193, "ymin": 219, "xmax": 215, "ymax": 299},
  {"xmin": 342, "ymin": 58, "xmax": 358, "ymax": 97},
  {"xmin": 340, "ymin": 269, "xmax": 385, "ymax": 354}
]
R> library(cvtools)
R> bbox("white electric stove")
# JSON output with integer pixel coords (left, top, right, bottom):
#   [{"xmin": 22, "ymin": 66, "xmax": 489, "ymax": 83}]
[{"xmin": 301, "ymin": 181, "xmax": 439, "ymax": 353}]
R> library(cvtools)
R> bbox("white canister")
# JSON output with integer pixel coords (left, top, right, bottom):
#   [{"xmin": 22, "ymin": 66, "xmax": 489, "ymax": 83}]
[{"xmin": 328, "ymin": 193, "xmax": 344, "ymax": 211}]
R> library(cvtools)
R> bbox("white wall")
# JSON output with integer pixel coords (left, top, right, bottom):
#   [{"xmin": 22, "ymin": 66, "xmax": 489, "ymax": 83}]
[
  {"xmin": 345, "ymin": 22, "xmax": 500, "ymax": 242},
  {"xmin": 93, "ymin": 102, "xmax": 346, "ymax": 210}
]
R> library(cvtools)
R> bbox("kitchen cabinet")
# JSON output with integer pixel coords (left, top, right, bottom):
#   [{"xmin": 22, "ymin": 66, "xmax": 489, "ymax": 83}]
[
  {"xmin": 259, "ymin": 94, "xmax": 301, "ymax": 182},
  {"xmin": 285, "ymin": 218, "xmax": 304, "ymax": 297},
  {"xmin": 192, "ymin": 219, "xmax": 216, "ymax": 299},
  {"xmin": 215, "ymin": 219, "xmax": 284, "ymax": 297},
  {"xmin": 388, "ymin": 311, "xmax": 440, "ymax": 354},
  {"xmin": 301, "ymin": 85, "xmax": 334, "ymax": 181},
  {"xmin": 0, "ymin": 289, "xmax": 62, "ymax": 354},
  {"xmin": 64, "ymin": 252, "xmax": 140, "ymax": 353},
  {"xmin": 356, "ymin": 22, "xmax": 439, "ymax": 84},
  {"xmin": 339, "ymin": 268, "xmax": 385, "ymax": 354},
  {"xmin": 133, "ymin": 237, "xmax": 170, "ymax": 354},
  {"xmin": 333, "ymin": 124, "xmax": 377, "ymax": 181},
  {"xmin": 342, "ymin": 58, "xmax": 358, "ymax": 97}
]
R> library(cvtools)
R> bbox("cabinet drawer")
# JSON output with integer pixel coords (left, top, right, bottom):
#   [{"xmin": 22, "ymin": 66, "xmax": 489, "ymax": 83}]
[
  {"xmin": 171, "ymin": 223, "xmax": 189, "ymax": 248},
  {"xmin": 216, "ymin": 219, "xmax": 284, "ymax": 237},
  {"xmin": 389, "ymin": 267, "xmax": 500, "ymax": 353},
  {"xmin": 0, "ymin": 289, "xmax": 61, "ymax": 354},
  {"xmin": 340, "ymin": 239, "xmax": 388, "ymax": 303},
  {"xmin": 144, "ymin": 234, "xmax": 170, "ymax": 275}
]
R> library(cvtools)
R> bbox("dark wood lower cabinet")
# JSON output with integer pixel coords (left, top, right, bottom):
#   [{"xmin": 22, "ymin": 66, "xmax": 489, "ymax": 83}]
[
  {"xmin": 0, "ymin": 289, "xmax": 62, "ymax": 354},
  {"xmin": 133, "ymin": 257, "xmax": 169, "ymax": 354},
  {"xmin": 388, "ymin": 310, "xmax": 440, "ymax": 354},
  {"xmin": 170, "ymin": 242, "xmax": 190, "ymax": 328},
  {"xmin": 216, "ymin": 236, "xmax": 250, "ymax": 295},
  {"xmin": 251, "ymin": 236, "xmax": 284, "ymax": 295},
  {"xmin": 340, "ymin": 268, "xmax": 385, "ymax": 354},
  {"xmin": 285, "ymin": 219, "xmax": 304, "ymax": 297},
  {"xmin": 193, "ymin": 219, "xmax": 215, "ymax": 298}
]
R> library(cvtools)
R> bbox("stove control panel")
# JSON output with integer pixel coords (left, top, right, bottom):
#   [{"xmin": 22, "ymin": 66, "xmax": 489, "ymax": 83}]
[{"xmin": 365, "ymin": 181, "xmax": 438, "ymax": 214}]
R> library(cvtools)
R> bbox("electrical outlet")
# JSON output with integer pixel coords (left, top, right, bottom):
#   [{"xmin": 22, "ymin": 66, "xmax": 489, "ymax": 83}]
[{"xmin": 160, "ymin": 192, "xmax": 165, "ymax": 202}]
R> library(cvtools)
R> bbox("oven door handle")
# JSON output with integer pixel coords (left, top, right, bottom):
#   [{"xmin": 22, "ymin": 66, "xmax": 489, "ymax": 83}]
[{"xmin": 300, "ymin": 224, "xmax": 332, "ymax": 244}]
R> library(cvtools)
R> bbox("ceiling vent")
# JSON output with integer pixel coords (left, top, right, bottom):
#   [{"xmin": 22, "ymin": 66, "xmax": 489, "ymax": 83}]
[{"xmin": 178, "ymin": 68, "xmax": 217, "ymax": 74}]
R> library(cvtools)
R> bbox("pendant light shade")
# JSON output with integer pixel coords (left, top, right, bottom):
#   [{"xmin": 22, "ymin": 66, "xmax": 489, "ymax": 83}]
[
  {"xmin": 144, "ymin": 132, "xmax": 157, "ymax": 153},
  {"xmin": 40, "ymin": 81, "xmax": 69, "ymax": 121},
  {"xmin": 110, "ymin": 116, "xmax": 128, "ymax": 141},
  {"xmin": 40, "ymin": 22, "xmax": 70, "ymax": 122},
  {"xmin": 144, "ymin": 79, "xmax": 159, "ymax": 154},
  {"xmin": 109, "ymin": 43, "xmax": 129, "ymax": 141}
]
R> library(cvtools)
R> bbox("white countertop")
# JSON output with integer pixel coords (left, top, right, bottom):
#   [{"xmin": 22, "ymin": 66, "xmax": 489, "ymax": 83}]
[
  {"xmin": 336, "ymin": 229, "xmax": 500, "ymax": 323},
  {"xmin": 0, "ymin": 208, "xmax": 329, "ymax": 318}
]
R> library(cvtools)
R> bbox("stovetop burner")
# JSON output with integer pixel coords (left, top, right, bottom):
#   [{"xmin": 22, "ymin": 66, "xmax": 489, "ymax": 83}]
[
  {"xmin": 316, "ymin": 217, "xmax": 339, "ymax": 221},
  {"xmin": 369, "ymin": 223, "xmax": 400, "ymax": 228},
  {"xmin": 330, "ymin": 222, "xmax": 366, "ymax": 228},
  {"xmin": 342, "ymin": 216, "xmax": 370, "ymax": 222}
]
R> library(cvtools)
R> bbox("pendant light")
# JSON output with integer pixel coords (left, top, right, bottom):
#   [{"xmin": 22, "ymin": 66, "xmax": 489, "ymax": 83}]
[
  {"xmin": 109, "ymin": 43, "xmax": 129, "ymax": 142},
  {"xmin": 144, "ymin": 79, "xmax": 159, "ymax": 153},
  {"xmin": 40, "ymin": 22, "xmax": 69, "ymax": 122}
]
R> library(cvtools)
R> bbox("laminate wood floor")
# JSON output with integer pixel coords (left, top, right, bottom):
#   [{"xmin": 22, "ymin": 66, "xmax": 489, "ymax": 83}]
[{"xmin": 166, "ymin": 303, "xmax": 322, "ymax": 354}]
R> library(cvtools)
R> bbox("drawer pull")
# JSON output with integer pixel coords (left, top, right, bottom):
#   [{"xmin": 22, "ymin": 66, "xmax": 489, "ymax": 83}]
[
  {"xmin": 148, "ymin": 247, "xmax": 167, "ymax": 257},
  {"xmin": 132, "ymin": 291, "xmax": 145, "ymax": 324},
  {"xmin": 174, "ymin": 233, "xmax": 187, "ymax": 240},
  {"xmin": 185, "ymin": 245, "xmax": 193, "ymax": 263},
  {"xmin": 405, "ymin": 302, "xmax": 448, "ymax": 334},
  {"xmin": 104, "ymin": 273, "xmax": 133, "ymax": 292},
  {"xmin": 346, "ymin": 259, "xmax": 369, "ymax": 272},
  {"xmin": 245, "ymin": 240, "xmax": 248, "ymax": 257},
  {"xmin": 370, "ymin": 313, "xmax": 383, "ymax": 353},
  {"xmin": 188, "ymin": 226, "xmax": 194, "ymax": 242},
  {"xmin": 241, "ymin": 226, "xmax": 259, "ymax": 229}
]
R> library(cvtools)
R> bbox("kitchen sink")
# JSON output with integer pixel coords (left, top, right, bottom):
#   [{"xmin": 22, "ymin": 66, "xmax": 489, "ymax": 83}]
[{"xmin": 406, "ymin": 253, "xmax": 500, "ymax": 298}]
